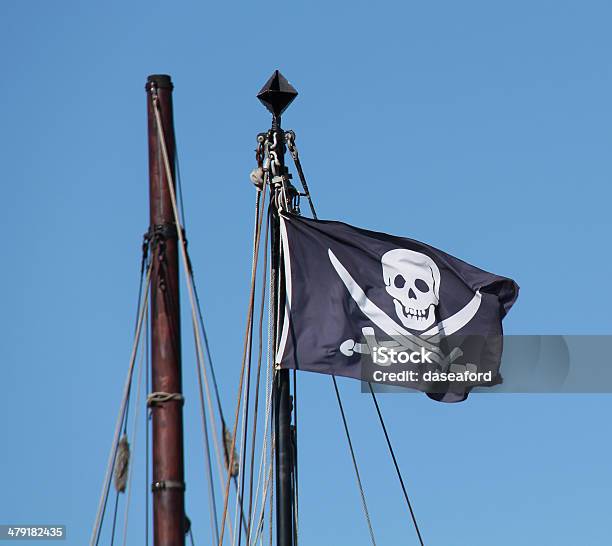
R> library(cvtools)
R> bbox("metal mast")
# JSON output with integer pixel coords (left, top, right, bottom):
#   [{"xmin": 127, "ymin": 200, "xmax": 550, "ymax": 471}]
[
  {"xmin": 146, "ymin": 74, "xmax": 186, "ymax": 546},
  {"xmin": 257, "ymin": 70, "xmax": 299, "ymax": 546}
]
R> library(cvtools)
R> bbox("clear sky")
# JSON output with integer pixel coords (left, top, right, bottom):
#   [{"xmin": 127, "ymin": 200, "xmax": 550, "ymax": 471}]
[{"xmin": 1, "ymin": 1, "xmax": 611, "ymax": 545}]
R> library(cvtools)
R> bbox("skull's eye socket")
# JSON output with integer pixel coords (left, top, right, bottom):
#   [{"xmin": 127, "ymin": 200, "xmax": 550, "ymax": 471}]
[
  {"xmin": 414, "ymin": 278, "xmax": 430, "ymax": 293},
  {"xmin": 393, "ymin": 275, "xmax": 406, "ymax": 289}
]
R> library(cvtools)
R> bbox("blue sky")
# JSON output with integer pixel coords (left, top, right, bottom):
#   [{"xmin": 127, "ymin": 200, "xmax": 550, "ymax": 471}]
[{"xmin": 1, "ymin": 1, "xmax": 611, "ymax": 544}]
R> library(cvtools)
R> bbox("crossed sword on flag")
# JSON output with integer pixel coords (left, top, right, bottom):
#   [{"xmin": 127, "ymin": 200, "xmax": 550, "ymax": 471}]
[{"xmin": 328, "ymin": 249, "xmax": 482, "ymax": 369}]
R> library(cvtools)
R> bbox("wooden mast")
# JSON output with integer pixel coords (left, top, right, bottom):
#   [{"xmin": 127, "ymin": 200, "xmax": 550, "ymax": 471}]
[{"xmin": 145, "ymin": 74, "xmax": 186, "ymax": 546}]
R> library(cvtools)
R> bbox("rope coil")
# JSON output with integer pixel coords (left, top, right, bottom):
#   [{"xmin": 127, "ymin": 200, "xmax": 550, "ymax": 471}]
[
  {"xmin": 113, "ymin": 435, "xmax": 130, "ymax": 494},
  {"xmin": 223, "ymin": 426, "xmax": 240, "ymax": 478}
]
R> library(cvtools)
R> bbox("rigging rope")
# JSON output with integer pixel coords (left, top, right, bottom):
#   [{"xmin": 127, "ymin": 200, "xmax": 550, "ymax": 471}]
[
  {"xmin": 332, "ymin": 377, "xmax": 377, "ymax": 546},
  {"xmin": 268, "ymin": 433, "xmax": 274, "ymax": 546},
  {"xmin": 90, "ymin": 262, "xmax": 153, "ymax": 546},
  {"xmin": 233, "ymin": 188, "xmax": 265, "ymax": 545},
  {"xmin": 145, "ymin": 311, "xmax": 150, "ymax": 546},
  {"xmin": 266, "ymin": 231, "xmax": 276, "ymax": 546},
  {"xmin": 233, "ymin": 314, "xmax": 253, "ymax": 546},
  {"xmin": 235, "ymin": 183, "xmax": 269, "ymax": 545},
  {"xmin": 292, "ymin": 367, "xmax": 299, "ymax": 546},
  {"xmin": 248, "ymin": 221, "xmax": 276, "ymax": 546},
  {"xmin": 193, "ymin": 280, "xmax": 227, "ymax": 424},
  {"xmin": 368, "ymin": 384, "xmax": 425, "ymax": 545},
  {"xmin": 250, "ymin": 457, "xmax": 274, "ymax": 546},
  {"xmin": 246, "ymin": 208, "xmax": 270, "ymax": 546},
  {"xmin": 194, "ymin": 320, "xmax": 221, "ymax": 545},
  {"xmin": 217, "ymin": 184, "xmax": 267, "ymax": 546},
  {"xmin": 108, "ymin": 489, "xmax": 121, "ymax": 546},
  {"xmin": 232, "ymin": 186, "xmax": 269, "ymax": 546},
  {"xmin": 286, "ymin": 131, "xmax": 316, "ymax": 219},
  {"xmin": 121, "ymin": 333, "xmax": 147, "ymax": 546}
]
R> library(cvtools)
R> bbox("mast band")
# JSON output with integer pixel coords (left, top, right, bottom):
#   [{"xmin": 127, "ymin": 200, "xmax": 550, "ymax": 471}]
[{"xmin": 151, "ymin": 480, "xmax": 186, "ymax": 492}]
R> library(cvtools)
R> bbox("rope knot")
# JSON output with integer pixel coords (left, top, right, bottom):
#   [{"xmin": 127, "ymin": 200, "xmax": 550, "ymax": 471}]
[{"xmin": 147, "ymin": 392, "xmax": 185, "ymax": 407}]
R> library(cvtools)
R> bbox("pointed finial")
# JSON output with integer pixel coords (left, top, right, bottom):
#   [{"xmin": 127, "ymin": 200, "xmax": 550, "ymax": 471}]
[{"xmin": 257, "ymin": 70, "xmax": 298, "ymax": 117}]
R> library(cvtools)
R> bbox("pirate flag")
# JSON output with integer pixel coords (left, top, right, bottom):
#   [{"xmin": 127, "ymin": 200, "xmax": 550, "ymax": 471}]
[{"xmin": 277, "ymin": 212, "xmax": 518, "ymax": 402}]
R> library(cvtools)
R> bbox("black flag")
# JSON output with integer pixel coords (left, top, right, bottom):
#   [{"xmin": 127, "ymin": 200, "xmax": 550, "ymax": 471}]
[{"xmin": 277, "ymin": 212, "xmax": 518, "ymax": 402}]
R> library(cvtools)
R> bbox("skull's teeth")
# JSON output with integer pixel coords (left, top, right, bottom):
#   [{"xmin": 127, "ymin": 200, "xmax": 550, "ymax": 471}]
[{"xmin": 406, "ymin": 308, "xmax": 429, "ymax": 319}]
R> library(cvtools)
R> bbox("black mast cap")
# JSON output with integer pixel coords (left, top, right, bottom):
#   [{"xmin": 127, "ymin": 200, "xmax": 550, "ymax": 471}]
[{"xmin": 257, "ymin": 70, "xmax": 298, "ymax": 117}]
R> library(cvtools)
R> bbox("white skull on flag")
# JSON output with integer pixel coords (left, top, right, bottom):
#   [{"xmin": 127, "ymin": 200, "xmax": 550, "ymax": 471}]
[{"xmin": 381, "ymin": 249, "xmax": 441, "ymax": 331}]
